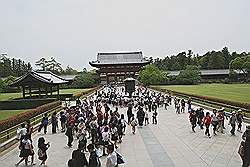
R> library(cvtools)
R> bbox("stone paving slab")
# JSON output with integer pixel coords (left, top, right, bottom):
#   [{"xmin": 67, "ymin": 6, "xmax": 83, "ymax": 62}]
[{"xmin": 0, "ymin": 102, "xmax": 246, "ymax": 167}]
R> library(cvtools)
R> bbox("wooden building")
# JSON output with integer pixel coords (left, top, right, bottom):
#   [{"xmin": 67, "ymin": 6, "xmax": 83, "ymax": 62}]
[
  {"xmin": 10, "ymin": 71, "xmax": 69, "ymax": 98},
  {"xmin": 89, "ymin": 51, "xmax": 150, "ymax": 84}
]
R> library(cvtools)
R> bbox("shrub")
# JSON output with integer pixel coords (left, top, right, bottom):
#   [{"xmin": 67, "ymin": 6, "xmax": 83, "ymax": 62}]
[{"xmin": 0, "ymin": 101, "xmax": 62, "ymax": 131}]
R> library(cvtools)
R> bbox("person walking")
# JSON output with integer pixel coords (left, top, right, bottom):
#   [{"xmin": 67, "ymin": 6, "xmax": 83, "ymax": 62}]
[
  {"xmin": 152, "ymin": 110, "xmax": 158, "ymax": 124},
  {"xmin": 68, "ymin": 147, "xmax": 88, "ymax": 167},
  {"xmin": 15, "ymin": 134, "xmax": 35, "ymax": 166},
  {"xmin": 51, "ymin": 112, "xmax": 58, "ymax": 134},
  {"xmin": 239, "ymin": 125, "xmax": 250, "ymax": 167},
  {"xmin": 87, "ymin": 144, "xmax": 101, "ymax": 167},
  {"xmin": 217, "ymin": 110, "xmax": 224, "ymax": 134},
  {"xmin": 66, "ymin": 125, "xmax": 74, "ymax": 147},
  {"xmin": 60, "ymin": 111, "xmax": 67, "ymax": 132},
  {"xmin": 181, "ymin": 99, "xmax": 185, "ymax": 113},
  {"xmin": 38, "ymin": 137, "xmax": 50, "ymax": 166},
  {"xmin": 38, "ymin": 113, "xmax": 49, "ymax": 134},
  {"xmin": 137, "ymin": 106, "xmax": 145, "ymax": 127},
  {"xmin": 144, "ymin": 108, "xmax": 149, "ymax": 126},
  {"xmin": 237, "ymin": 109, "xmax": 244, "ymax": 133},
  {"xmin": 203, "ymin": 112, "xmax": 212, "ymax": 138},
  {"xmin": 229, "ymin": 111, "xmax": 237, "ymax": 136},
  {"xmin": 211, "ymin": 111, "xmax": 219, "ymax": 136},
  {"xmin": 106, "ymin": 144, "xmax": 118, "ymax": 167},
  {"xmin": 26, "ymin": 120, "xmax": 33, "ymax": 141},
  {"xmin": 16, "ymin": 123, "xmax": 27, "ymax": 142},
  {"xmin": 130, "ymin": 115, "xmax": 137, "ymax": 134},
  {"xmin": 189, "ymin": 111, "xmax": 197, "ymax": 132}
]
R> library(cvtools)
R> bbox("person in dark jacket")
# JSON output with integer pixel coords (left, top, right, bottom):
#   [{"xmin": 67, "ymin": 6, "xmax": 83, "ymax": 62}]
[
  {"xmin": 38, "ymin": 137, "xmax": 50, "ymax": 166},
  {"xmin": 66, "ymin": 125, "xmax": 74, "ymax": 147},
  {"xmin": 127, "ymin": 106, "xmax": 133, "ymax": 124},
  {"xmin": 51, "ymin": 112, "xmax": 58, "ymax": 134},
  {"xmin": 241, "ymin": 125, "xmax": 250, "ymax": 167},
  {"xmin": 38, "ymin": 113, "xmax": 49, "ymax": 134},
  {"xmin": 68, "ymin": 147, "xmax": 88, "ymax": 167},
  {"xmin": 137, "ymin": 106, "xmax": 145, "ymax": 127},
  {"xmin": 87, "ymin": 144, "xmax": 101, "ymax": 167},
  {"xmin": 189, "ymin": 111, "xmax": 197, "ymax": 132}
]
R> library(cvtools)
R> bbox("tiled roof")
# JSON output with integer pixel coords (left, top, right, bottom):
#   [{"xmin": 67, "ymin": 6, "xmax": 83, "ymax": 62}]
[
  {"xmin": 90, "ymin": 51, "xmax": 150, "ymax": 65},
  {"xmin": 167, "ymin": 69, "xmax": 242, "ymax": 76},
  {"xmin": 10, "ymin": 71, "xmax": 69, "ymax": 87}
]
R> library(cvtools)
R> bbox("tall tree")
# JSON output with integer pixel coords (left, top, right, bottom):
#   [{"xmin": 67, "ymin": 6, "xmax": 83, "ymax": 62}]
[{"xmin": 35, "ymin": 58, "xmax": 48, "ymax": 71}]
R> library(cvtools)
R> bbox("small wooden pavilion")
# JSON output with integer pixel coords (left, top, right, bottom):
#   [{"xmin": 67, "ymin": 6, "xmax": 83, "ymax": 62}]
[
  {"xmin": 10, "ymin": 71, "xmax": 69, "ymax": 98},
  {"xmin": 89, "ymin": 51, "xmax": 150, "ymax": 84}
]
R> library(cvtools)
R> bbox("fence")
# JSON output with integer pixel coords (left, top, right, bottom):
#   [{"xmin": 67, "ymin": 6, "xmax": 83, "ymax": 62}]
[
  {"xmin": 150, "ymin": 87, "xmax": 250, "ymax": 122},
  {"xmin": 0, "ymin": 105, "xmax": 62, "ymax": 147}
]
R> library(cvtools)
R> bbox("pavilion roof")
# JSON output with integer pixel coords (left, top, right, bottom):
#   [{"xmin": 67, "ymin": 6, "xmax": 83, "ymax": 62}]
[
  {"xmin": 10, "ymin": 71, "xmax": 69, "ymax": 87},
  {"xmin": 89, "ymin": 51, "xmax": 150, "ymax": 67}
]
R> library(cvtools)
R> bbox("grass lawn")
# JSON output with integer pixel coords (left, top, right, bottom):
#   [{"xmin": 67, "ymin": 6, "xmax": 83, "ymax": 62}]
[
  {"xmin": 59, "ymin": 88, "xmax": 92, "ymax": 96},
  {"xmin": 0, "ymin": 92, "xmax": 22, "ymax": 101},
  {"xmin": 0, "ymin": 109, "xmax": 28, "ymax": 121},
  {"xmin": 154, "ymin": 84, "xmax": 250, "ymax": 104}
]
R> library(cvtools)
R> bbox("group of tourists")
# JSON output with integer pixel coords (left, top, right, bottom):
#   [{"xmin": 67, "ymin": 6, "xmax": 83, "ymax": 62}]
[
  {"xmin": 14, "ymin": 84, "xmax": 250, "ymax": 167},
  {"xmin": 16, "ymin": 120, "xmax": 50, "ymax": 166}
]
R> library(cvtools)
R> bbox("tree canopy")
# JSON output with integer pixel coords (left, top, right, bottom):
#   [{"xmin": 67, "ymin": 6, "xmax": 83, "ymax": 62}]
[
  {"xmin": 138, "ymin": 64, "xmax": 168, "ymax": 86},
  {"xmin": 72, "ymin": 71, "xmax": 98, "ymax": 88},
  {"xmin": 0, "ymin": 55, "xmax": 31, "ymax": 77},
  {"xmin": 176, "ymin": 65, "xmax": 201, "ymax": 85},
  {"xmin": 230, "ymin": 55, "xmax": 250, "ymax": 81},
  {"xmin": 153, "ymin": 47, "xmax": 249, "ymax": 71}
]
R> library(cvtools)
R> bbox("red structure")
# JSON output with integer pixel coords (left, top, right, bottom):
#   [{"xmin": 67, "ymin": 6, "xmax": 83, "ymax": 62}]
[{"xmin": 89, "ymin": 51, "xmax": 150, "ymax": 84}]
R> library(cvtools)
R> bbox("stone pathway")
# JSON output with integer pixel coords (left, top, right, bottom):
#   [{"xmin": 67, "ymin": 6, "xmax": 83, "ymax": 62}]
[{"xmin": 0, "ymin": 103, "xmax": 245, "ymax": 167}]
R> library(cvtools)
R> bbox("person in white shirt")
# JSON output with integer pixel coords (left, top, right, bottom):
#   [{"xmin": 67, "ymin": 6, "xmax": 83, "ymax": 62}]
[
  {"xmin": 106, "ymin": 144, "xmax": 117, "ymax": 167},
  {"xmin": 16, "ymin": 123, "xmax": 27, "ymax": 140},
  {"xmin": 102, "ymin": 126, "xmax": 110, "ymax": 156}
]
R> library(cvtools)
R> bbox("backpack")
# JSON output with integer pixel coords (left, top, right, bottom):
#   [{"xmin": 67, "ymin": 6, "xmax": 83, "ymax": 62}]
[
  {"xmin": 38, "ymin": 149, "xmax": 45, "ymax": 157},
  {"xmin": 238, "ymin": 141, "xmax": 245, "ymax": 157},
  {"xmin": 116, "ymin": 151, "xmax": 125, "ymax": 164},
  {"xmin": 43, "ymin": 117, "xmax": 49, "ymax": 125}
]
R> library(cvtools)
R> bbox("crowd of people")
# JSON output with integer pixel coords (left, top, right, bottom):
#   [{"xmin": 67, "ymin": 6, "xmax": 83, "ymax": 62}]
[{"xmin": 14, "ymin": 85, "xmax": 250, "ymax": 167}]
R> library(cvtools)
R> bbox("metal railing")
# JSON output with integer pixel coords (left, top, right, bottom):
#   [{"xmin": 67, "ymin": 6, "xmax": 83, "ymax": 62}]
[
  {"xmin": 150, "ymin": 87, "xmax": 250, "ymax": 122},
  {"xmin": 0, "ymin": 105, "xmax": 62, "ymax": 145}
]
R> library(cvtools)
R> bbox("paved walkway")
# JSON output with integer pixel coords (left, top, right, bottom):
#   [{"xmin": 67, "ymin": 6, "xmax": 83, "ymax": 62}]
[{"xmin": 0, "ymin": 103, "xmax": 245, "ymax": 167}]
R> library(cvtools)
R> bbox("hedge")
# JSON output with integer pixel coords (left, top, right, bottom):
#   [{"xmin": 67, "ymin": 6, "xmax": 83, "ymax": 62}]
[
  {"xmin": 151, "ymin": 87, "xmax": 250, "ymax": 111},
  {"xmin": 0, "ymin": 98, "xmax": 57, "ymax": 110},
  {"xmin": 0, "ymin": 101, "xmax": 62, "ymax": 132},
  {"xmin": 74, "ymin": 86, "xmax": 101, "ymax": 99}
]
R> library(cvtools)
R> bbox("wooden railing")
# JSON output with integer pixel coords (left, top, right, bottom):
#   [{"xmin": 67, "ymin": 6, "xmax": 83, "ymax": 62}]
[{"xmin": 0, "ymin": 105, "xmax": 62, "ymax": 145}]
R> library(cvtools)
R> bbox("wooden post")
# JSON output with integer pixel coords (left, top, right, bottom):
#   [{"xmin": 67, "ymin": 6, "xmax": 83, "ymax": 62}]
[
  {"xmin": 45, "ymin": 86, "xmax": 48, "ymax": 98},
  {"xmin": 50, "ymin": 86, "xmax": 53, "ymax": 96},
  {"xmin": 106, "ymin": 73, "xmax": 109, "ymax": 84},
  {"xmin": 22, "ymin": 86, "xmax": 25, "ymax": 99},
  {"xmin": 29, "ymin": 86, "xmax": 32, "ymax": 98},
  {"xmin": 115, "ymin": 72, "xmax": 117, "ymax": 82},
  {"xmin": 57, "ymin": 85, "xmax": 59, "ymax": 98},
  {"xmin": 38, "ymin": 88, "xmax": 41, "ymax": 98}
]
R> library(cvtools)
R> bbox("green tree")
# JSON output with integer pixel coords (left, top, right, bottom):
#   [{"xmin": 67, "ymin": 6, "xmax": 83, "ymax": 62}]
[
  {"xmin": 138, "ymin": 64, "xmax": 168, "ymax": 86},
  {"xmin": 176, "ymin": 65, "xmax": 201, "ymax": 84},
  {"xmin": 35, "ymin": 58, "xmax": 48, "ymax": 71},
  {"xmin": 61, "ymin": 66, "xmax": 78, "ymax": 75},
  {"xmin": 72, "ymin": 72, "xmax": 96, "ymax": 88},
  {"xmin": 46, "ymin": 57, "xmax": 62, "ymax": 73},
  {"xmin": 230, "ymin": 55, "xmax": 250, "ymax": 81},
  {"xmin": 207, "ymin": 51, "xmax": 225, "ymax": 69}
]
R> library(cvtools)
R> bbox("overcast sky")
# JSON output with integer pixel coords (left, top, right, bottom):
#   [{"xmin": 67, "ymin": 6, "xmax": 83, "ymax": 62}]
[{"xmin": 0, "ymin": 0, "xmax": 249, "ymax": 70}]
